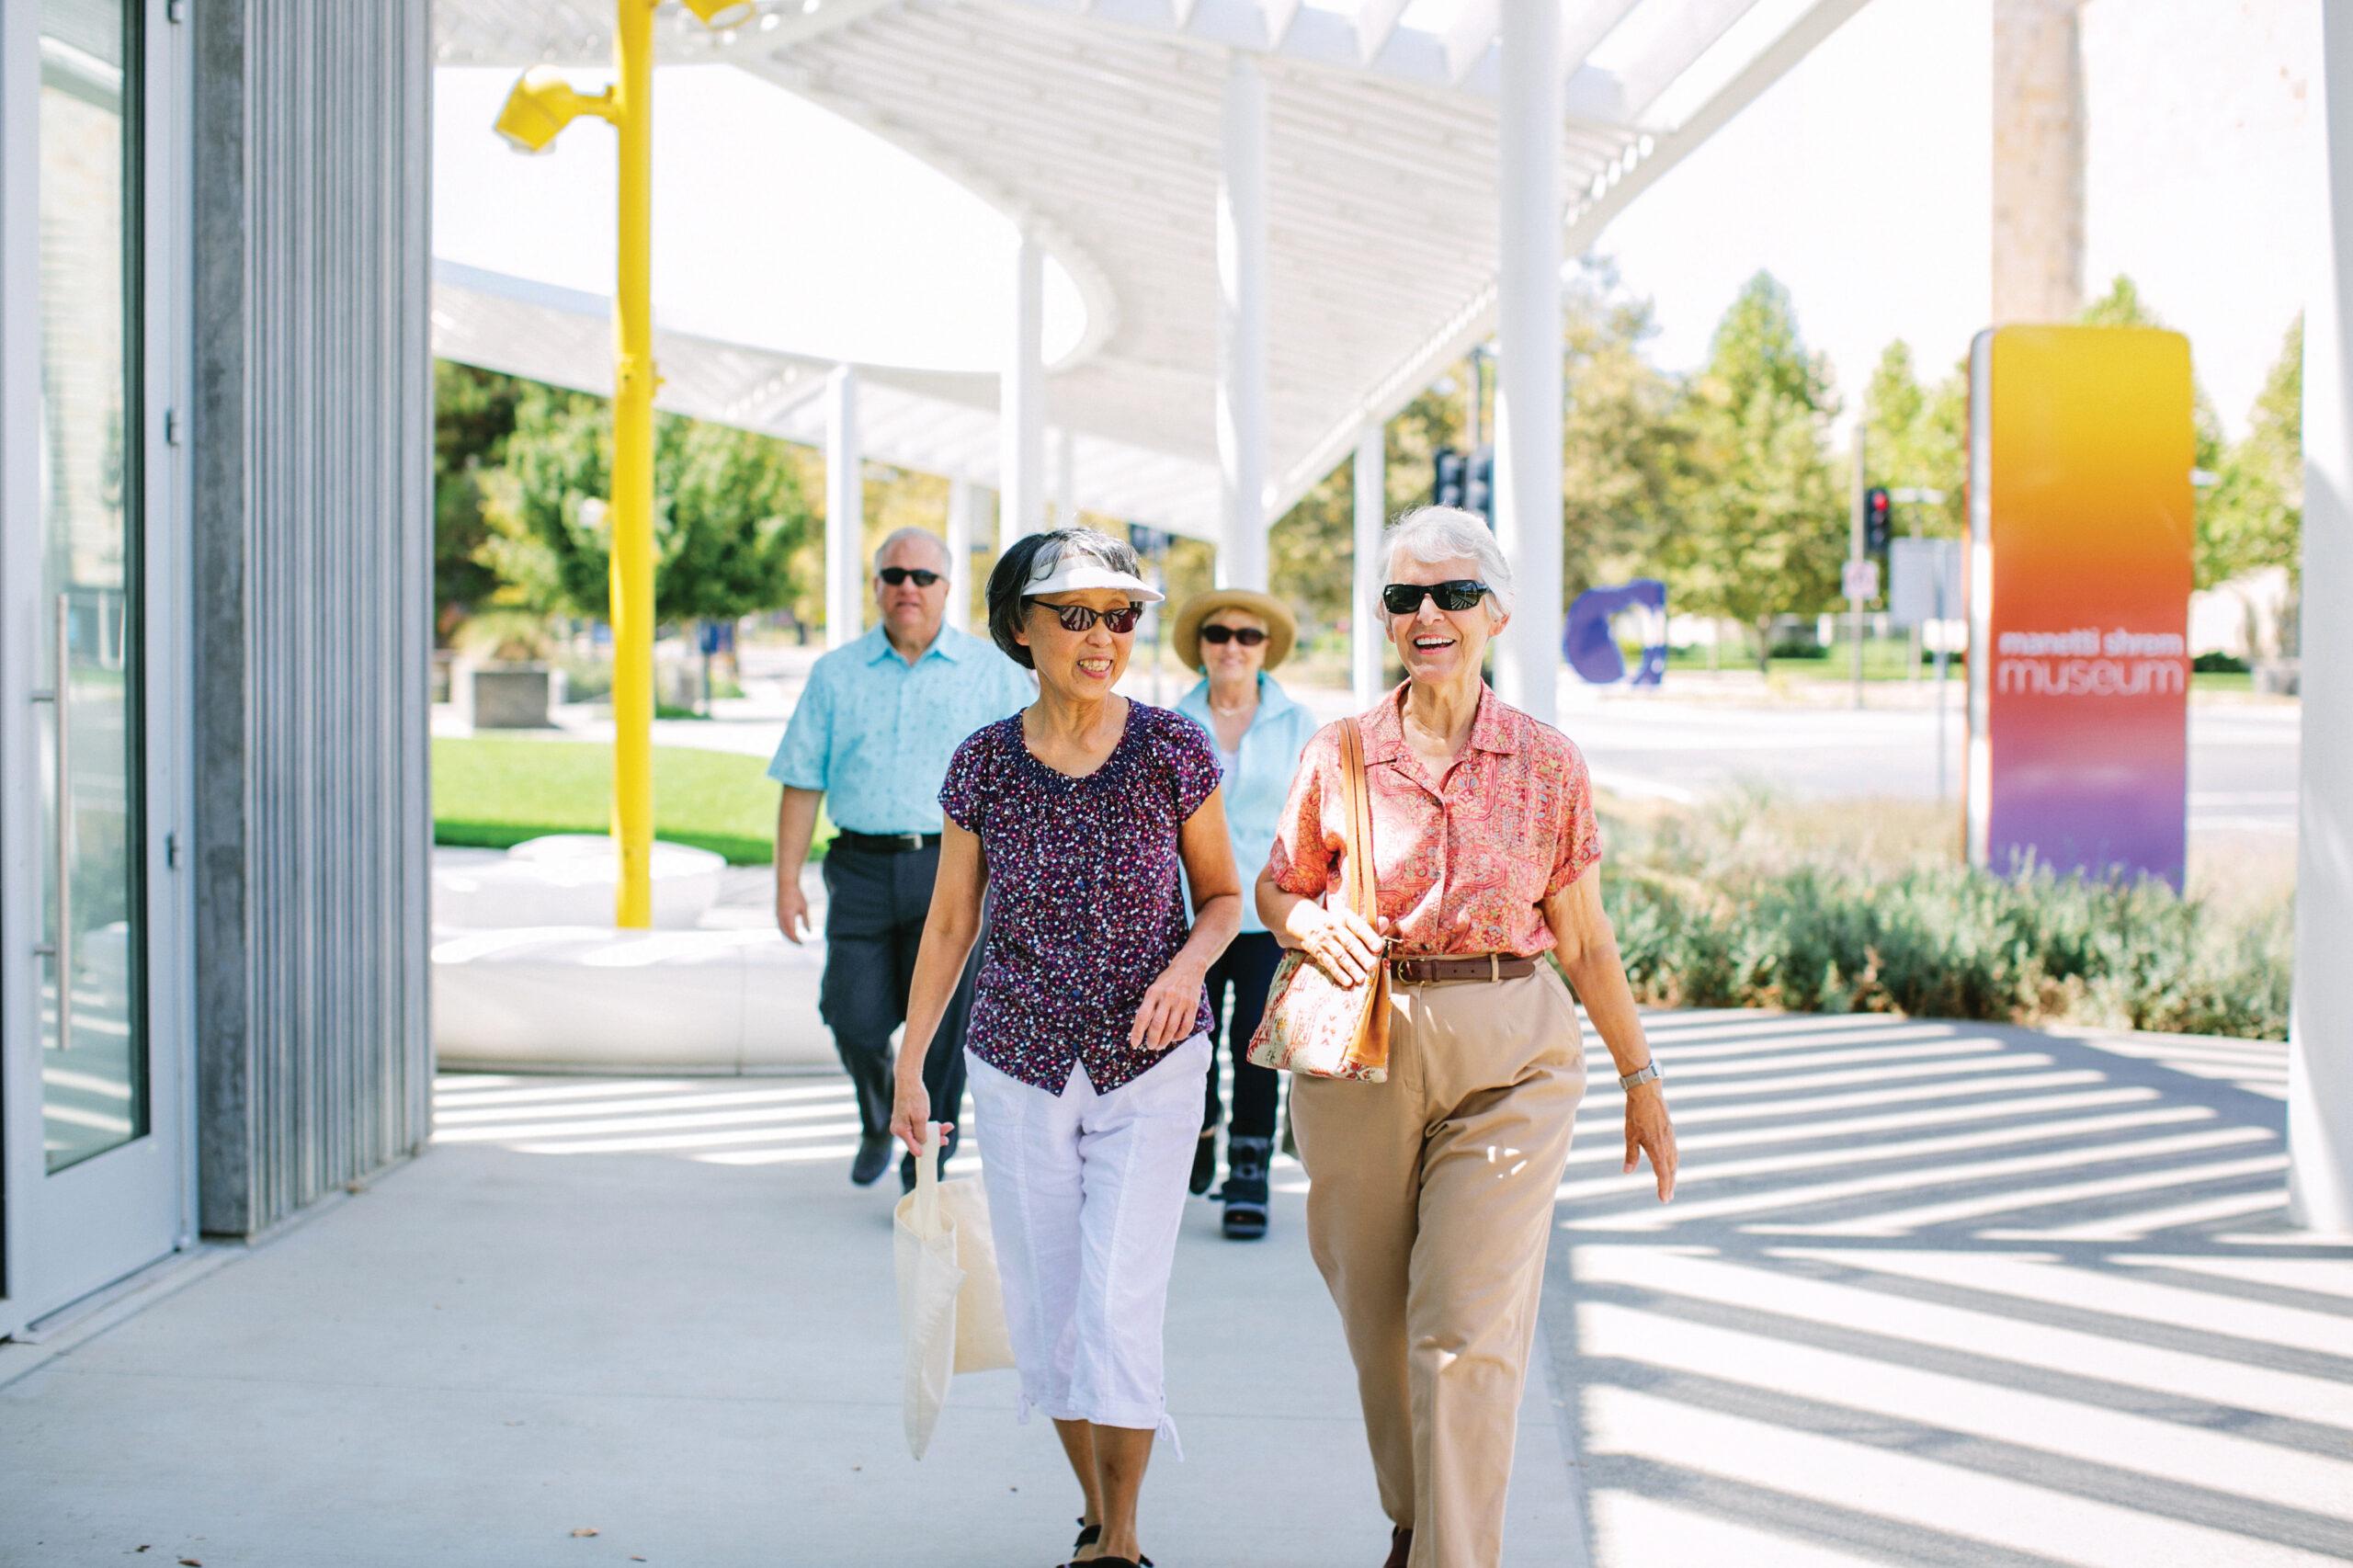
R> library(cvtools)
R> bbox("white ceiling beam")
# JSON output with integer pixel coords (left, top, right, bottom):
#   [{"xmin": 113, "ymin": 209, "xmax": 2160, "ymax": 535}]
[
  {"xmin": 1610, "ymin": 0, "xmax": 1767, "ymax": 121},
  {"xmin": 1559, "ymin": 0, "xmax": 1646, "ymax": 73},
  {"xmin": 1353, "ymin": 0, "xmax": 1408, "ymax": 65},
  {"xmin": 1442, "ymin": 0, "xmax": 1499, "ymax": 84},
  {"xmin": 1258, "ymin": 0, "xmax": 1303, "ymax": 49},
  {"xmin": 1267, "ymin": 0, "xmax": 1870, "ymax": 523}
]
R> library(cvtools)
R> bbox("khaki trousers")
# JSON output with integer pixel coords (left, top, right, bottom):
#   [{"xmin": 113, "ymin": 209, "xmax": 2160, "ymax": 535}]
[{"xmin": 1291, "ymin": 967, "xmax": 1587, "ymax": 1568}]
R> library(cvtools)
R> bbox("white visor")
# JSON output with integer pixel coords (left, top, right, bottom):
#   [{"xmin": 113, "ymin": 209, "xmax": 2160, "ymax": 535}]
[{"xmin": 1022, "ymin": 557, "xmax": 1165, "ymax": 604}]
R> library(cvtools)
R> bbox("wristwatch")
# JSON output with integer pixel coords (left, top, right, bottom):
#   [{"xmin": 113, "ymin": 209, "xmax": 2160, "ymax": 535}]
[{"xmin": 1619, "ymin": 1061, "xmax": 1662, "ymax": 1091}]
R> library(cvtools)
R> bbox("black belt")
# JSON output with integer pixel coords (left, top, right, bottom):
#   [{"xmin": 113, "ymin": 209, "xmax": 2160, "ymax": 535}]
[
  {"xmin": 1390, "ymin": 954, "xmax": 1540, "ymax": 986},
  {"xmin": 834, "ymin": 830, "xmax": 942, "ymax": 855}
]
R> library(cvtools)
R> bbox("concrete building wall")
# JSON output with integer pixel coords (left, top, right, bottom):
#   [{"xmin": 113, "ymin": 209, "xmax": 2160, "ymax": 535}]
[{"xmin": 189, "ymin": 0, "xmax": 435, "ymax": 1238}]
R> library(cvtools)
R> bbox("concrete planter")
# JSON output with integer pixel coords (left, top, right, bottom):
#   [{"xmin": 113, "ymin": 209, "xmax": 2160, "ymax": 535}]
[
  {"xmin": 455, "ymin": 661, "xmax": 563, "ymax": 729},
  {"xmin": 2252, "ymin": 658, "xmax": 2300, "ymax": 697}
]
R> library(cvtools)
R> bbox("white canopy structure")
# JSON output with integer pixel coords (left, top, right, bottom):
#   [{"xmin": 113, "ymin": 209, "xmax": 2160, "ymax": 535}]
[{"xmin": 433, "ymin": 0, "xmax": 1871, "ymax": 711}]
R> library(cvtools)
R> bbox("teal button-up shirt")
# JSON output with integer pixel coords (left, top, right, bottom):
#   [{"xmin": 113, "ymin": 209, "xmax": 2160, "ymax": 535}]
[
  {"xmin": 1175, "ymin": 673, "xmax": 1317, "ymax": 934},
  {"xmin": 767, "ymin": 624, "xmax": 1034, "ymax": 835}
]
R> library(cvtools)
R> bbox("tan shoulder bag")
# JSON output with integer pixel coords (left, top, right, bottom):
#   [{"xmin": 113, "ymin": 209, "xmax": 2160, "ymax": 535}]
[{"xmin": 1245, "ymin": 717, "xmax": 1391, "ymax": 1083}]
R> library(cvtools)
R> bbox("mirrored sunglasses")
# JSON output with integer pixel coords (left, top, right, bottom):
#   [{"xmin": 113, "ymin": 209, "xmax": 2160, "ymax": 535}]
[
  {"xmin": 1381, "ymin": 580, "xmax": 1490, "ymax": 615},
  {"xmin": 1033, "ymin": 599, "xmax": 1143, "ymax": 634},
  {"xmin": 1199, "ymin": 625, "xmax": 1268, "ymax": 647},
  {"xmin": 878, "ymin": 567, "xmax": 942, "ymax": 587}
]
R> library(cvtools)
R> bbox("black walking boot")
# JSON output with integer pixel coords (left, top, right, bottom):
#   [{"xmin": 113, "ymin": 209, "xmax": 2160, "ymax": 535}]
[
  {"xmin": 850, "ymin": 1133, "xmax": 893, "ymax": 1187},
  {"xmin": 1222, "ymin": 1136, "xmax": 1271, "ymax": 1240},
  {"xmin": 1188, "ymin": 1127, "xmax": 1218, "ymax": 1197}
]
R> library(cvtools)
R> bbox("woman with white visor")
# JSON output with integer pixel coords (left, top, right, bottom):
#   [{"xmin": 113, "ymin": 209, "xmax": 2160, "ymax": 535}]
[{"xmin": 892, "ymin": 527, "xmax": 1242, "ymax": 1568}]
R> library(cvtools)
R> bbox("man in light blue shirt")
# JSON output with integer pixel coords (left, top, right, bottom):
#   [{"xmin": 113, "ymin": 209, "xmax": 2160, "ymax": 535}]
[{"xmin": 771, "ymin": 528, "xmax": 1033, "ymax": 1189}]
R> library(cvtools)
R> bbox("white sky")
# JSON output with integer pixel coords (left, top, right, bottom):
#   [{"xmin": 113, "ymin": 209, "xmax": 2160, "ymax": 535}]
[{"xmin": 1598, "ymin": 0, "xmax": 2319, "ymax": 438}]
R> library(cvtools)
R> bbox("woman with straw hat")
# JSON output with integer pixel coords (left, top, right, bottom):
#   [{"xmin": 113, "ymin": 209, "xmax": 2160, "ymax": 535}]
[{"xmin": 1170, "ymin": 587, "xmax": 1316, "ymax": 1240}]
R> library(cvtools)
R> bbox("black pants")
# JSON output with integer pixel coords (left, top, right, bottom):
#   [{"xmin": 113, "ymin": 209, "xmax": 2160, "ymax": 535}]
[
  {"xmin": 819, "ymin": 840, "xmax": 980, "ymax": 1148},
  {"xmin": 1201, "ymin": 930, "xmax": 1285, "ymax": 1142}
]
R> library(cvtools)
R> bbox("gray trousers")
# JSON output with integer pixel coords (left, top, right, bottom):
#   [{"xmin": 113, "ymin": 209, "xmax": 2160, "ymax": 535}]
[{"xmin": 819, "ymin": 839, "xmax": 982, "ymax": 1153}]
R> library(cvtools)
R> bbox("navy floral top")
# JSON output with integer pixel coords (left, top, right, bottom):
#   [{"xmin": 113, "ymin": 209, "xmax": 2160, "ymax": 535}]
[{"xmin": 939, "ymin": 700, "xmax": 1222, "ymax": 1095}]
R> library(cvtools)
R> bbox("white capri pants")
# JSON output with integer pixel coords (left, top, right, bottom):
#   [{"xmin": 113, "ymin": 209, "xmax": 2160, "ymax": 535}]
[{"xmin": 965, "ymin": 1034, "xmax": 1211, "ymax": 1452}]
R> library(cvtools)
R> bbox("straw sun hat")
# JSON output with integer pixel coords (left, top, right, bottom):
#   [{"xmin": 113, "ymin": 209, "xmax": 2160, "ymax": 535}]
[{"xmin": 1172, "ymin": 588, "xmax": 1298, "ymax": 673}]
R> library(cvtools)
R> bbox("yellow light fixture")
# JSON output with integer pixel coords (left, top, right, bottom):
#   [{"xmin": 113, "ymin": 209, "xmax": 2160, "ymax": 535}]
[
  {"xmin": 681, "ymin": 0, "xmax": 756, "ymax": 25},
  {"xmin": 494, "ymin": 64, "xmax": 617, "ymax": 154}
]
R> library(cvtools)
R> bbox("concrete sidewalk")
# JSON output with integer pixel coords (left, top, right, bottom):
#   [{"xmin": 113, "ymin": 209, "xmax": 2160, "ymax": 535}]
[
  {"xmin": 0, "ymin": 1073, "xmax": 1578, "ymax": 1568},
  {"xmin": 5, "ymin": 1012, "xmax": 2349, "ymax": 1567}
]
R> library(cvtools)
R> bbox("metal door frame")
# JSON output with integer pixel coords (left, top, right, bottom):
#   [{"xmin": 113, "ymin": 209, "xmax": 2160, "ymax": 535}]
[{"xmin": 0, "ymin": 0, "xmax": 195, "ymax": 1338}]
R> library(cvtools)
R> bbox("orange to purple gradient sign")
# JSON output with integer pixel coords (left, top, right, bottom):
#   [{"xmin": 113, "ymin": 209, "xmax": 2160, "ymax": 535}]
[{"xmin": 1966, "ymin": 326, "xmax": 2195, "ymax": 888}]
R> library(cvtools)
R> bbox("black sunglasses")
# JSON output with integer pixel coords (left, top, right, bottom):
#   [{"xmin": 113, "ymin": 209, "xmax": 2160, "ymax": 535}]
[
  {"xmin": 1199, "ymin": 625, "xmax": 1267, "ymax": 647},
  {"xmin": 1382, "ymin": 580, "xmax": 1491, "ymax": 615},
  {"xmin": 878, "ymin": 567, "xmax": 942, "ymax": 587},
  {"xmin": 1032, "ymin": 598, "xmax": 1143, "ymax": 635}
]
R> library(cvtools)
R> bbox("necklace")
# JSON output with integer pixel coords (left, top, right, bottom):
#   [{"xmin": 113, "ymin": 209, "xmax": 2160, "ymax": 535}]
[{"xmin": 1209, "ymin": 695, "xmax": 1256, "ymax": 717}]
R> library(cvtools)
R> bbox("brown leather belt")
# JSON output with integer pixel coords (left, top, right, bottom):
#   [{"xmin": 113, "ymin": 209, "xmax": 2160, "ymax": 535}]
[{"xmin": 1389, "ymin": 954, "xmax": 1539, "ymax": 985}]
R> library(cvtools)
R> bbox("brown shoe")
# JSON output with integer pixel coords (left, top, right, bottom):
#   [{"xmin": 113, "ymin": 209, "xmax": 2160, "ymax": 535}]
[{"xmin": 1382, "ymin": 1525, "xmax": 1412, "ymax": 1568}]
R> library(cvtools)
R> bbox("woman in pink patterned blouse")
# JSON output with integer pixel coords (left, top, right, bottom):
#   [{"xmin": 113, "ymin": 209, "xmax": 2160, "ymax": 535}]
[{"xmin": 1256, "ymin": 506, "xmax": 1678, "ymax": 1568}]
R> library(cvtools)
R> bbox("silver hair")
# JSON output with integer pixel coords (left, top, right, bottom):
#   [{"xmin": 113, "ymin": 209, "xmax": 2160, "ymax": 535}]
[
  {"xmin": 1379, "ymin": 506, "xmax": 1514, "ymax": 621},
  {"xmin": 871, "ymin": 526, "xmax": 952, "ymax": 575}
]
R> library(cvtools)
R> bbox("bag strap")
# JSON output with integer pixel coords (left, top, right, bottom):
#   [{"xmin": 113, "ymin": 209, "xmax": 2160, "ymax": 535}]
[
  {"xmin": 912, "ymin": 1120, "xmax": 942, "ymax": 1231},
  {"xmin": 1336, "ymin": 718, "xmax": 1375, "ymax": 923}
]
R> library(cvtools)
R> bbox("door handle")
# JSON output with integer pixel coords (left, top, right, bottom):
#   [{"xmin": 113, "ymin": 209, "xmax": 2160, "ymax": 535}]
[{"xmin": 29, "ymin": 593, "xmax": 72, "ymax": 1052}]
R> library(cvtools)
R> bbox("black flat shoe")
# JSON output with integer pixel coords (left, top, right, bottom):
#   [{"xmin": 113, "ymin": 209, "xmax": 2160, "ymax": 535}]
[
  {"xmin": 1067, "ymin": 1519, "xmax": 1152, "ymax": 1567},
  {"xmin": 1188, "ymin": 1127, "xmax": 1217, "ymax": 1196},
  {"xmin": 1382, "ymin": 1524, "xmax": 1412, "ymax": 1568}
]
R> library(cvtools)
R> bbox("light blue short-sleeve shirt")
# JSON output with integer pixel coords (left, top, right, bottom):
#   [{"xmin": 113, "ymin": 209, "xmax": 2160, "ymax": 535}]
[
  {"xmin": 1174, "ymin": 673, "xmax": 1317, "ymax": 935},
  {"xmin": 767, "ymin": 624, "xmax": 1035, "ymax": 835}
]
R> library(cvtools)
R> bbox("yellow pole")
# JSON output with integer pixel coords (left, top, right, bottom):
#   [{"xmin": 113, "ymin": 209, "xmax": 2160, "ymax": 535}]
[{"xmin": 609, "ymin": 0, "xmax": 656, "ymax": 927}]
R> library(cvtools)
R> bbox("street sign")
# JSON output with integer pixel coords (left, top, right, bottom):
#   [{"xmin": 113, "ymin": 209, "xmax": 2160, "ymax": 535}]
[
  {"xmin": 1842, "ymin": 559, "xmax": 1881, "ymax": 602},
  {"xmin": 1888, "ymin": 538, "xmax": 1964, "ymax": 628},
  {"xmin": 1966, "ymin": 325, "xmax": 2193, "ymax": 888}
]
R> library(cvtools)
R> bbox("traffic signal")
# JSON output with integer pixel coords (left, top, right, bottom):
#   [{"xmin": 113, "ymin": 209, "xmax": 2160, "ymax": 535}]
[
  {"xmin": 1432, "ymin": 448, "xmax": 1467, "ymax": 509},
  {"xmin": 1864, "ymin": 486, "xmax": 1893, "ymax": 553},
  {"xmin": 1464, "ymin": 445, "xmax": 1495, "ymax": 528}
]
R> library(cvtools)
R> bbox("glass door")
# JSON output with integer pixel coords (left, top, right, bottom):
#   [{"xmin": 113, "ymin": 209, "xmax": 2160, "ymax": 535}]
[{"xmin": 4, "ymin": 0, "xmax": 182, "ymax": 1325}]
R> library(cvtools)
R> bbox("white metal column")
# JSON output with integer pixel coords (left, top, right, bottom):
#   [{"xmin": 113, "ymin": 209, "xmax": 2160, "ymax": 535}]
[
  {"xmin": 2290, "ymin": 4, "xmax": 2353, "ymax": 1234},
  {"xmin": 1492, "ymin": 0, "xmax": 1563, "ymax": 727},
  {"xmin": 944, "ymin": 478, "xmax": 975, "ymax": 634},
  {"xmin": 999, "ymin": 229, "xmax": 1044, "ymax": 551},
  {"xmin": 1053, "ymin": 426, "xmax": 1077, "ymax": 529},
  {"xmin": 1216, "ymin": 51, "xmax": 1269, "ymax": 591},
  {"xmin": 1353, "ymin": 423, "xmax": 1386, "ymax": 707},
  {"xmin": 824, "ymin": 364, "xmax": 863, "ymax": 649}
]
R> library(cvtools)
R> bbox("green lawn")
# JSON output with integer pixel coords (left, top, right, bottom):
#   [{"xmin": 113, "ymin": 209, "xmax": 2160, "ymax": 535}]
[{"xmin": 432, "ymin": 736, "xmax": 823, "ymax": 866}]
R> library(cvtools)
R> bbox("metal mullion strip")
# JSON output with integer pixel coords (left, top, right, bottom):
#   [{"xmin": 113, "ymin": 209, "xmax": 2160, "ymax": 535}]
[
  {"xmin": 329, "ymin": 6, "xmax": 350, "ymax": 1187},
  {"xmin": 404, "ymin": 0, "xmax": 433, "ymax": 1150}
]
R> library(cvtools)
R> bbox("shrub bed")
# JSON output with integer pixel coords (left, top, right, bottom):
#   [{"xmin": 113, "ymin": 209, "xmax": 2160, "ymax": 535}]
[{"xmin": 1593, "ymin": 794, "xmax": 2291, "ymax": 1041}]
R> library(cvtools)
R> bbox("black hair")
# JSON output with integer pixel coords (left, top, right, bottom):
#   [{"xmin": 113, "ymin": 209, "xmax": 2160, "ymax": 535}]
[{"xmin": 984, "ymin": 526, "xmax": 1144, "ymax": 670}]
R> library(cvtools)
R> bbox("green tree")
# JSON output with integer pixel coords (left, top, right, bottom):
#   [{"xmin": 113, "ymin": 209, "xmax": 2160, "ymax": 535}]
[
  {"xmin": 1262, "ymin": 261, "xmax": 1685, "ymax": 650},
  {"xmin": 1562, "ymin": 260, "xmax": 1688, "ymax": 595},
  {"xmin": 1663, "ymin": 272, "xmax": 1845, "ymax": 672},
  {"xmin": 433, "ymin": 360, "xmax": 522, "ymax": 639},
  {"xmin": 2207, "ymin": 316, "xmax": 2302, "ymax": 590},
  {"xmin": 482, "ymin": 382, "xmax": 814, "ymax": 626},
  {"xmin": 1860, "ymin": 340, "xmax": 1968, "ymax": 540},
  {"xmin": 1266, "ymin": 368, "xmax": 1467, "ymax": 640}
]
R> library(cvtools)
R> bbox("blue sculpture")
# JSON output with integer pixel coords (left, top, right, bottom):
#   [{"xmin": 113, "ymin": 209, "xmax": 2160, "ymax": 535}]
[{"xmin": 1563, "ymin": 579, "xmax": 1668, "ymax": 687}]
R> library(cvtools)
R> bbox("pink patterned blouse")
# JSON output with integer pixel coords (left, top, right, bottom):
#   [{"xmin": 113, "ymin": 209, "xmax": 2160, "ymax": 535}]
[{"xmin": 1263, "ymin": 683, "xmax": 1602, "ymax": 958}]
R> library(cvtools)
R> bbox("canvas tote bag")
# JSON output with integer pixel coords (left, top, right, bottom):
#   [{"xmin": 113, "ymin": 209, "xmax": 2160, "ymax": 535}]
[
  {"xmin": 892, "ymin": 1122, "xmax": 1015, "ymax": 1459},
  {"xmin": 1245, "ymin": 717, "xmax": 1392, "ymax": 1082}
]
